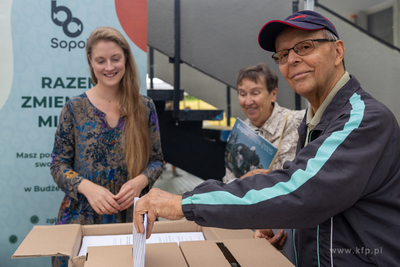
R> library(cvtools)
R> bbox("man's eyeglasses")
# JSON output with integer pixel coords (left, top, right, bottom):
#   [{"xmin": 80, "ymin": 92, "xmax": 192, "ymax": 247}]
[{"xmin": 272, "ymin": 39, "xmax": 336, "ymax": 65}]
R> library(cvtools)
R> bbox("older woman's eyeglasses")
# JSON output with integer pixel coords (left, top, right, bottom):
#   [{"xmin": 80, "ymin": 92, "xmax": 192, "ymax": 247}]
[{"xmin": 272, "ymin": 39, "xmax": 336, "ymax": 65}]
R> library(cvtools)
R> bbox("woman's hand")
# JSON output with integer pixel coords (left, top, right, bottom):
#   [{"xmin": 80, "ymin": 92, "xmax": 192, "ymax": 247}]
[
  {"xmin": 113, "ymin": 174, "xmax": 148, "ymax": 211},
  {"xmin": 253, "ymin": 229, "xmax": 287, "ymax": 250},
  {"xmin": 78, "ymin": 179, "xmax": 120, "ymax": 215},
  {"xmin": 240, "ymin": 169, "xmax": 270, "ymax": 179}
]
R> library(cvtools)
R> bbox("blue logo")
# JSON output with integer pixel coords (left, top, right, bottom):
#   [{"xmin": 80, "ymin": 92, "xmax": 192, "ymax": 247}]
[{"xmin": 51, "ymin": 0, "xmax": 83, "ymax": 38}]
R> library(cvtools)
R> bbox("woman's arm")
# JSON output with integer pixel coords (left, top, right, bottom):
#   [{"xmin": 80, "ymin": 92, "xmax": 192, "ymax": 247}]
[
  {"xmin": 140, "ymin": 98, "xmax": 164, "ymax": 189},
  {"xmin": 50, "ymin": 102, "xmax": 84, "ymax": 201}
]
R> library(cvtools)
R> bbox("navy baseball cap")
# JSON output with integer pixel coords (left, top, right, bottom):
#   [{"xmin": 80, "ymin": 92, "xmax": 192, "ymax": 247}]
[{"xmin": 258, "ymin": 10, "xmax": 339, "ymax": 52}]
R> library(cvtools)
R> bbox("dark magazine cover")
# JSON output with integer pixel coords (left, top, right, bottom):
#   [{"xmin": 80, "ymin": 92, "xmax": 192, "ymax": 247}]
[{"xmin": 225, "ymin": 118, "xmax": 277, "ymax": 178}]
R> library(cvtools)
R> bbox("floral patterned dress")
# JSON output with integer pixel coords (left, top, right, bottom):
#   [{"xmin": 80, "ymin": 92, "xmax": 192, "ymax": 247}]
[{"xmin": 50, "ymin": 93, "xmax": 163, "ymax": 226}]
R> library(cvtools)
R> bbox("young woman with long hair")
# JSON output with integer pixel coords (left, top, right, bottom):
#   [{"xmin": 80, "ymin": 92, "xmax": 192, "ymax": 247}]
[{"xmin": 50, "ymin": 26, "xmax": 163, "ymax": 266}]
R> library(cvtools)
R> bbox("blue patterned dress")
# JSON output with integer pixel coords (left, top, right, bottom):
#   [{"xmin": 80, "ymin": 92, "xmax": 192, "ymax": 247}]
[{"xmin": 50, "ymin": 93, "xmax": 163, "ymax": 226}]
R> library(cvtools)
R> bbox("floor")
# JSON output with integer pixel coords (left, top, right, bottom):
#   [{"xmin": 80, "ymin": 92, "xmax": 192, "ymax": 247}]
[
  {"xmin": 153, "ymin": 163, "xmax": 205, "ymax": 196},
  {"xmin": 152, "ymin": 163, "xmax": 205, "ymax": 222}
]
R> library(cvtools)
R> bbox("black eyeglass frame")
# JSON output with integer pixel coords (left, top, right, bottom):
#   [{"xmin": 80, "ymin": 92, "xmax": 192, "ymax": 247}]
[{"xmin": 272, "ymin": 39, "xmax": 336, "ymax": 65}]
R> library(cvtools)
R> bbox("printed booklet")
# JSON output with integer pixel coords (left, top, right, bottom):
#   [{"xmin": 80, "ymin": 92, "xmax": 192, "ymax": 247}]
[{"xmin": 225, "ymin": 118, "xmax": 277, "ymax": 178}]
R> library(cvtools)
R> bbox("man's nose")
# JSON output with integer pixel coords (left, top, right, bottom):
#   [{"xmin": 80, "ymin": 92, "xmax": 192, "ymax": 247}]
[{"xmin": 287, "ymin": 49, "xmax": 301, "ymax": 64}]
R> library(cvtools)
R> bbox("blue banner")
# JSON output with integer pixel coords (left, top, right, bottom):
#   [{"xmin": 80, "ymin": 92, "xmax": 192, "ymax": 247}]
[{"xmin": 0, "ymin": 0, "xmax": 147, "ymax": 266}]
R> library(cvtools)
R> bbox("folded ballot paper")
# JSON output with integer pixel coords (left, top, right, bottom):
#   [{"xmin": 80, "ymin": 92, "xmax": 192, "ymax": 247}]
[{"xmin": 132, "ymin": 197, "xmax": 147, "ymax": 267}]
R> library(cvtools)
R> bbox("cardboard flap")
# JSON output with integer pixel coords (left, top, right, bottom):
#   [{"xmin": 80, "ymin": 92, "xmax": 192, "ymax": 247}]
[
  {"xmin": 84, "ymin": 243, "xmax": 188, "ymax": 267},
  {"xmin": 146, "ymin": 243, "xmax": 188, "ymax": 267},
  {"xmin": 202, "ymin": 227, "xmax": 254, "ymax": 240},
  {"xmin": 223, "ymin": 239, "xmax": 295, "ymax": 267},
  {"xmin": 82, "ymin": 222, "xmax": 133, "ymax": 236},
  {"xmin": 12, "ymin": 224, "xmax": 82, "ymax": 259},
  {"xmin": 84, "ymin": 245, "xmax": 132, "ymax": 267},
  {"xmin": 152, "ymin": 220, "xmax": 202, "ymax": 233},
  {"xmin": 81, "ymin": 220, "xmax": 201, "ymax": 236},
  {"xmin": 180, "ymin": 240, "xmax": 231, "ymax": 267}
]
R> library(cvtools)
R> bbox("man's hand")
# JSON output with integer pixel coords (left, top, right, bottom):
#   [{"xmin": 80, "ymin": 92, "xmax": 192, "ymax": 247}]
[
  {"xmin": 134, "ymin": 188, "xmax": 184, "ymax": 238},
  {"xmin": 240, "ymin": 169, "xmax": 270, "ymax": 179},
  {"xmin": 253, "ymin": 229, "xmax": 287, "ymax": 250}
]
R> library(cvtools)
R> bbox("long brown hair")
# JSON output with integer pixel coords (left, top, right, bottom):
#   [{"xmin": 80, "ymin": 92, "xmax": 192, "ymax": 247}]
[{"xmin": 86, "ymin": 26, "xmax": 150, "ymax": 179}]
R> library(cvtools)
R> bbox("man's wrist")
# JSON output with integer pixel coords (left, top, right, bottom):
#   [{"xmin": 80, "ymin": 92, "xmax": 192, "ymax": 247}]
[{"xmin": 174, "ymin": 195, "xmax": 184, "ymax": 217}]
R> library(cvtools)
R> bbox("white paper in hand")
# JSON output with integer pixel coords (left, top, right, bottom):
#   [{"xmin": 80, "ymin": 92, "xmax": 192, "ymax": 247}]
[{"xmin": 133, "ymin": 197, "xmax": 147, "ymax": 267}]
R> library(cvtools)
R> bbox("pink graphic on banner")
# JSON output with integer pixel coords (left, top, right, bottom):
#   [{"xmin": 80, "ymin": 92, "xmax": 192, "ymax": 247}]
[{"xmin": 115, "ymin": 0, "xmax": 147, "ymax": 52}]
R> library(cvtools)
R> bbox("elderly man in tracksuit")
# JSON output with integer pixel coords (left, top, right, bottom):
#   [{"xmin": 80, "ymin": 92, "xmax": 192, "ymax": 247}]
[{"xmin": 135, "ymin": 10, "xmax": 400, "ymax": 266}]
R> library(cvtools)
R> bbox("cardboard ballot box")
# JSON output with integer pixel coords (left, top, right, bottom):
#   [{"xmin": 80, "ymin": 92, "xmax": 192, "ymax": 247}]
[{"xmin": 12, "ymin": 220, "xmax": 294, "ymax": 267}]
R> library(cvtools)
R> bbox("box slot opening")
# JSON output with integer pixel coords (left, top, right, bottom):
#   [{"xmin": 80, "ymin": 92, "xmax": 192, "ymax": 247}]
[{"xmin": 216, "ymin": 242, "xmax": 241, "ymax": 267}]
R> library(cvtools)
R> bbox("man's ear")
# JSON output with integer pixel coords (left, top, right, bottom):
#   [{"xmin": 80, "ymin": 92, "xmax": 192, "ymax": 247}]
[{"xmin": 334, "ymin": 40, "xmax": 345, "ymax": 67}]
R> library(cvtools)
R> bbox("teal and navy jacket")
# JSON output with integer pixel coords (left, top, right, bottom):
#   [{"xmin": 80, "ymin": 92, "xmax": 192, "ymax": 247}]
[{"xmin": 182, "ymin": 76, "xmax": 400, "ymax": 266}]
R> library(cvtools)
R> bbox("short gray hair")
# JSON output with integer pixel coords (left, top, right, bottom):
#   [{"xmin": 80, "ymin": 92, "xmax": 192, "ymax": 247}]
[
  {"xmin": 322, "ymin": 29, "xmax": 345, "ymax": 70},
  {"xmin": 322, "ymin": 29, "xmax": 338, "ymax": 41}
]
